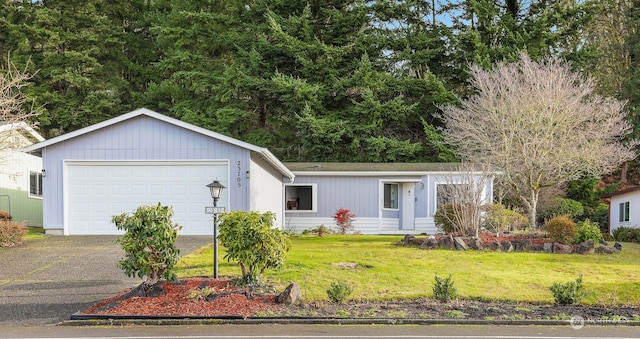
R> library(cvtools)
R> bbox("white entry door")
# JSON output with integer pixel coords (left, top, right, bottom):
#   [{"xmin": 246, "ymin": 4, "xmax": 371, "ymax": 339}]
[
  {"xmin": 401, "ymin": 182, "xmax": 415, "ymax": 230},
  {"xmin": 65, "ymin": 161, "xmax": 228, "ymax": 235}
]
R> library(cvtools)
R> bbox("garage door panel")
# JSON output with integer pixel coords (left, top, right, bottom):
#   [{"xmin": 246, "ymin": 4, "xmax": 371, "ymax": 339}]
[{"xmin": 67, "ymin": 162, "xmax": 227, "ymax": 235}]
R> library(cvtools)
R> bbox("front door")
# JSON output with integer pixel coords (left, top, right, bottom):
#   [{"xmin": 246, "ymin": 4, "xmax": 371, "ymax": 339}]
[{"xmin": 401, "ymin": 182, "xmax": 415, "ymax": 230}]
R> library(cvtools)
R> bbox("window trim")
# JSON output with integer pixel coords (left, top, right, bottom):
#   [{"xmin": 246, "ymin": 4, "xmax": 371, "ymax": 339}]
[
  {"xmin": 284, "ymin": 183, "xmax": 318, "ymax": 213},
  {"xmin": 29, "ymin": 171, "xmax": 43, "ymax": 198},
  {"xmin": 619, "ymin": 201, "xmax": 630, "ymax": 223},
  {"xmin": 383, "ymin": 183, "xmax": 399, "ymax": 210}
]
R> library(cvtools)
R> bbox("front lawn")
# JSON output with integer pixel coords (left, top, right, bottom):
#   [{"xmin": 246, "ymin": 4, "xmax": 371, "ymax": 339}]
[{"xmin": 176, "ymin": 235, "xmax": 640, "ymax": 305}]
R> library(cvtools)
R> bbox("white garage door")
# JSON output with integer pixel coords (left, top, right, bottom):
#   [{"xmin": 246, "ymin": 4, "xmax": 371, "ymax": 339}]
[{"xmin": 66, "ymin": 161, "xmax": 228, "ymax": 235}]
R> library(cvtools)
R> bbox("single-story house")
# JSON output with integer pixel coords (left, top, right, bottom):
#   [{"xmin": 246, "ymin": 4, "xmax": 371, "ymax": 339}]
[
  {"xmin": 603, "ymin": 186, "xmax": 640, "ymax": 234},
  {"xmin": 23, "ymin": 108, "xmax": 294, "ymax": 235},
  {"xmin": 282, "ymin": 162, "xmax": 494, "ymax": 235},
  {"xmin": 0, "ymin": 122, "xmax": 45, "ymax": 226}
]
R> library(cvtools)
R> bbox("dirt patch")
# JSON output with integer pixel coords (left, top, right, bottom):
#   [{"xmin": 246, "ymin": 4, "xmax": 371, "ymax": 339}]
[{"xmin": 77, "ymin": 278, "xmax": 640, "ymax": 321}]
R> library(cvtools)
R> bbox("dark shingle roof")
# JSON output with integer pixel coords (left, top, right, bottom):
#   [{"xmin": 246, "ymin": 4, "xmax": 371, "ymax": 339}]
[{"xmin": 284, "ymin": 162, "xmax": 463, "ymax": 172}]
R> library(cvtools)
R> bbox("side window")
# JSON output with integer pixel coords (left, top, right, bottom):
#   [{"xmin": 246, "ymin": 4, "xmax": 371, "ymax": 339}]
[
  {"xmin": 285, "ymin": 184, "xmax": 317, "ymax": 212},
  {"xmin": 383, "ymin": 183, "xmax": 399, "ymax": 209},
  {"xmin": 619, "ymin": 202, "xmax": 630, "ymax": 222},
  {"xmin": 29, "ymin": 171, "xmax": 43, "ymax": 197}
]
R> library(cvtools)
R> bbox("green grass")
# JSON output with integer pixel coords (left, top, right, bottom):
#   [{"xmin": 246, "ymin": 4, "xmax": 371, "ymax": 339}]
[{"xmin": 175, "ymin": 235, "xmax": 640, "ymax": 305}]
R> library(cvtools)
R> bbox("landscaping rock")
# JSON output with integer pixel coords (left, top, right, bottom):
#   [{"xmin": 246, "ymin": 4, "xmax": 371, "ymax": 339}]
[
  {"xmin": 614, "ymin": 242, "xmax": 623, "ymax": 251},
  {"xmin": 500, "ymin": 240, "xmax": 513, "ymax": 252},
  {"xmin": 531, "ymin": 244, "xmax": 544, "ymax": 252},
  {"xmin": 596, "ymin": 246, "xmax": 619, "ymax": 254},
  {"xmin": 490, "ymin": 239, "xmax": 502, "ymax": 251},
  {"xmin": 553, "ymin": 243, "xmax": 573, "ymax": 254},
  {"xmin": 543, "ymin": 243, "xmax": 553, "ymax": 253},
  {"xmin": 574, "ymin": 239, "xmax": 595, "ymax": 255},
  {"xmin": 402, "ymin": 234, "xmax": 424, "ymax": 246},
  {"xmin": 468, "ymin": 237, "xmax": 483, "ymax": 250},
  {"xmin": 276, "ymin": 282, "xmax": 302, "ymax": 305},
  {"xmin": 511, "ymin": 239, "xmax": 532, "ymax": 252},
  {"xmin": 437, "ymin": 235, "xmax": 455, "ymax": 249},
  {"xmin": 599, "ymin": 238, "xmax": 609, "ymax": 246},
  {"xmin": 420, "ymin": 237, "xmax": 437, "ymax": 250},
  {"xmin": 453, "ymin": 237, "xmax": 469, "ymax": 250}
]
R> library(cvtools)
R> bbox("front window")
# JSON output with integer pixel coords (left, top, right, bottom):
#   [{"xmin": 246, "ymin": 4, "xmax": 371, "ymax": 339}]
[
  {"xmin": 619, "ymin": 202, "xmax": 630, "ymax": 222},
  {"xmin": 29, "ymin": 171, "xmax": 43, "ymax": 197},
  {"xmin": 383, "ymin": 183, "xmax": 399, "ymax": 209},
  {"xmin": 285, "ymin": 184, "xmax": 317, "ymax": 212},
  {"xmin": 436, "ymin": 183, "xmax": 472, "ymax": 208}
]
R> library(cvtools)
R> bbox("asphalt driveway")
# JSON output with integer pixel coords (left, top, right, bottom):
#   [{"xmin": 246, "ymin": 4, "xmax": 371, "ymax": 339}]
[{"xmin": 0, "ymin": 235, "xmax": 211, "ymax": 326}]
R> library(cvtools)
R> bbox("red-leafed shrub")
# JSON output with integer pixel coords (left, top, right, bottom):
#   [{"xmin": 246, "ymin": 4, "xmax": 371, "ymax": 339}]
[{"xmin": 333, "ymin": 208, "xmax": 355, "ymax": 235}]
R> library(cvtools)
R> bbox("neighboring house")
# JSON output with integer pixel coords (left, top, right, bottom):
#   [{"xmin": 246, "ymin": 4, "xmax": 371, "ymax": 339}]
[
  {"xmin": 0, "ymin": 122, "xmax": 45, "ymax": 227},
  {"xmin": 603, "ymin": 186, "xmax": 640, "ymax": 234},
  {"xmin": 23, "ymin": 108, "xmax": 294, "ymax": 235},
  {"xmin": 282, "ymin": 162, "xmax": 494, "ymax": 235}
]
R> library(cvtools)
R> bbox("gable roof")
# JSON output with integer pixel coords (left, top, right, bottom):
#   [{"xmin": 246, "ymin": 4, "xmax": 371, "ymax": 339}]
[
  {"xmin": 1, "ymin": 121, "xmax": 45, "ymax": 144},
  {"xmin": 602, "ymin": 186, "xmax": 640, "ymax": 199},
  {"xmin": 23, "ymin": 108, "xmax": 294, "ymax": 180}
]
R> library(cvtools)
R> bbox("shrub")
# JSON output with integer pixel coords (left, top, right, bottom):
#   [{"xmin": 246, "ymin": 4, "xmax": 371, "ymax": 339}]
[
  {"xmin": 574, "ymin": 219, "xmax": 603, "ymax": 244},
  {"xmin": 545, "ymin": 216, "xmax": 576, "ymax": 244},
  {"xmin": 549, "ymin": 275, "xmax": 586, "ymax": 305},
  {"xmin": 540, "ymin": 197, "xmax": 584, "ymax": 220},
  {"xmin": 113, "ymin": 203, "xmax": 182, "ymax": 287},
  {"xmin": 218, "ymin": 211, "xmax": 291, "ymax": 286},
  {"xmin": 433, "ymin": 273, "xmax": 458, "ymax": 303},
  {"xmin": 327, "ymin": 281, "xmax": 353, "ymax": 304},
  {"xmin": 482, "ymin": 204, "xmax": 528, "ymax": 233},
  {"xmin": 0, "ymin": 220, "xmax": 27, "ymax": 247},
  {"xmin": 333, "ymin": 208, "xmax": 355, "ymax": 234},
  {"xmin": 612, "ymin": 226, "xmax": 640, "ymax": 243},
  {"xmin": 434, "ymin": 203, "xmax": 457, "ymax": 233},
  {"xmin": 592, "ymin": 203, "xmax": 609, "ymax": 232}
]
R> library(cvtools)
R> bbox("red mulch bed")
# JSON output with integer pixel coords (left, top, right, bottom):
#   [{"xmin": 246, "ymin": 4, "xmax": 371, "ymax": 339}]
[{"xmin": 78, "ymin": 278, "xmax": 283, "ymax": 318}]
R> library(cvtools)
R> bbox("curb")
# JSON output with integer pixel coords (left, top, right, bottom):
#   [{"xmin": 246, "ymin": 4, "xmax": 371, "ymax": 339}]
[{"xmin": 60, "ymin": 316, "xmax": 640, "ymax": 327}]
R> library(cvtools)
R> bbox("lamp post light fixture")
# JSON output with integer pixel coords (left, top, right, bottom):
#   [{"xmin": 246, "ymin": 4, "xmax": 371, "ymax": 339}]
[{"xmin": 206, "ymin": 179, "xmax": 225, "ymax": 278}]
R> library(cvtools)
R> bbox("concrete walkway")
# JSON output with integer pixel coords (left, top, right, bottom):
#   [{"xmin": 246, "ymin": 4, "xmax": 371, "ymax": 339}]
[{"xmin": 0, "ymin": 235, "xmax": 211, "ymax": 326}]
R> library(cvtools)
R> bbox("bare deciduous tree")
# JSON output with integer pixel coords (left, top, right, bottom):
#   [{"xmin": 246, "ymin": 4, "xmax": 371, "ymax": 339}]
[
  {"xmin": 0, "ymin": 59, "xmax": 41, "ymax": 155},
  {"xmin": 439, "ymin": 53, "xmax": 636, "ymax": 229},
  {"xmin": 436, "ymin": 163, "xmax": 492, "ymax": 238}
]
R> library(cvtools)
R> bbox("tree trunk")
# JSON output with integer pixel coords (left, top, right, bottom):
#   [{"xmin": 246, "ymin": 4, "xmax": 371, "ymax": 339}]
[{"xmin": 621, "ymin": 161, "xmax": 628, "ymax": 184}]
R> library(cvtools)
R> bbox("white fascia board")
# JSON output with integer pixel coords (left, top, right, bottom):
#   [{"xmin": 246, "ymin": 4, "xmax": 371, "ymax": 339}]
[{"xmin": 292, "ymin": 171, "xmax": 491, "ymax": 177}]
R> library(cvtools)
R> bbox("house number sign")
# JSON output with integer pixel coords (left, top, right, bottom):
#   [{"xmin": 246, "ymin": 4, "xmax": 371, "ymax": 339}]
[{"xmin": 236, "ymin": 160, "xmax": 242, "ymax": 188}]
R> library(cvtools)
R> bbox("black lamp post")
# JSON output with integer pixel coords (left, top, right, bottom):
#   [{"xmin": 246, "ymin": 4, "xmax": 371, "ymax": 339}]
[{"xmin": 206, "ymin": 179, "xmax": 225, "ymax": 278}]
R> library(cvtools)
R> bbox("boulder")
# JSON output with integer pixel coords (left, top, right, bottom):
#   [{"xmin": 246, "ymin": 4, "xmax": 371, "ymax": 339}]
[
  {"xmin": 276, "ymin": 282, "xmax": 302, "ymax": 305},
  {"xmin": 599, "ymin": 238, "xmax": 609, "ymax": 247},
  {"xmin": 553, "ymin": 243, "xmax": 573, "ymax": 254},
  {"xmin": 543, "ymin": 243, "xmax": 553, "ymax": 253},
  {"xmin": 402, "ymin": 234, "xmax": 424, "ymax": 246},
  {"xmin": 490, "ymin": 239, "xmax": 502, "ymax": 251},
  {"xmin": 511, "ymin": 239, "xmax": 532, "ymax": 252},
  {"xmin": 596, "ymin": 246, "xmax": 619, "ymax": 254},
  {"xmin": 614, "ymin": 242, "xmax": 623, "ymax": 251},
  {"xmin": 468, "ymin": 237, "xmax": 484, "ymax": 250},
  {"xmin": 437, "ymin": 235, "xmax": 455, "ymax": 249},
  {"xmin": 453, "ymin": 237, "xmax": 469, "ymax": 250},
  {"xmin": 420, "ymin": 238, "xmax": 438, "ymax": 250},
  {"xmin": 574, "ymin": 239, "xmax": 595, "ymax": 255},
  {"xmin": 501, "ymin": 240, "xmax": 514, "ymax": 252}
]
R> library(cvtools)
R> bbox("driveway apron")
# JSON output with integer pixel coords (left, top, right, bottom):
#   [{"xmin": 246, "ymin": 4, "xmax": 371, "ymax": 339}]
[{"xmin": 0, "ymin": 235, "xmax": 211, "ymax": 326}]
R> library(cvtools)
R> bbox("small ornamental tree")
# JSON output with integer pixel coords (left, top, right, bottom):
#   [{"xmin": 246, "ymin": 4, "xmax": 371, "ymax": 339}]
[
  {"xmin": 333, "ymin": 208, "xmax": 355, "ymax": 234},
  {"xmin": 112, "ymin": 203, "xmax": 182, "ymax": 290},
  {"xmin": 218, "ymin": 211, "xmax": 291, "ymax": 286}
]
